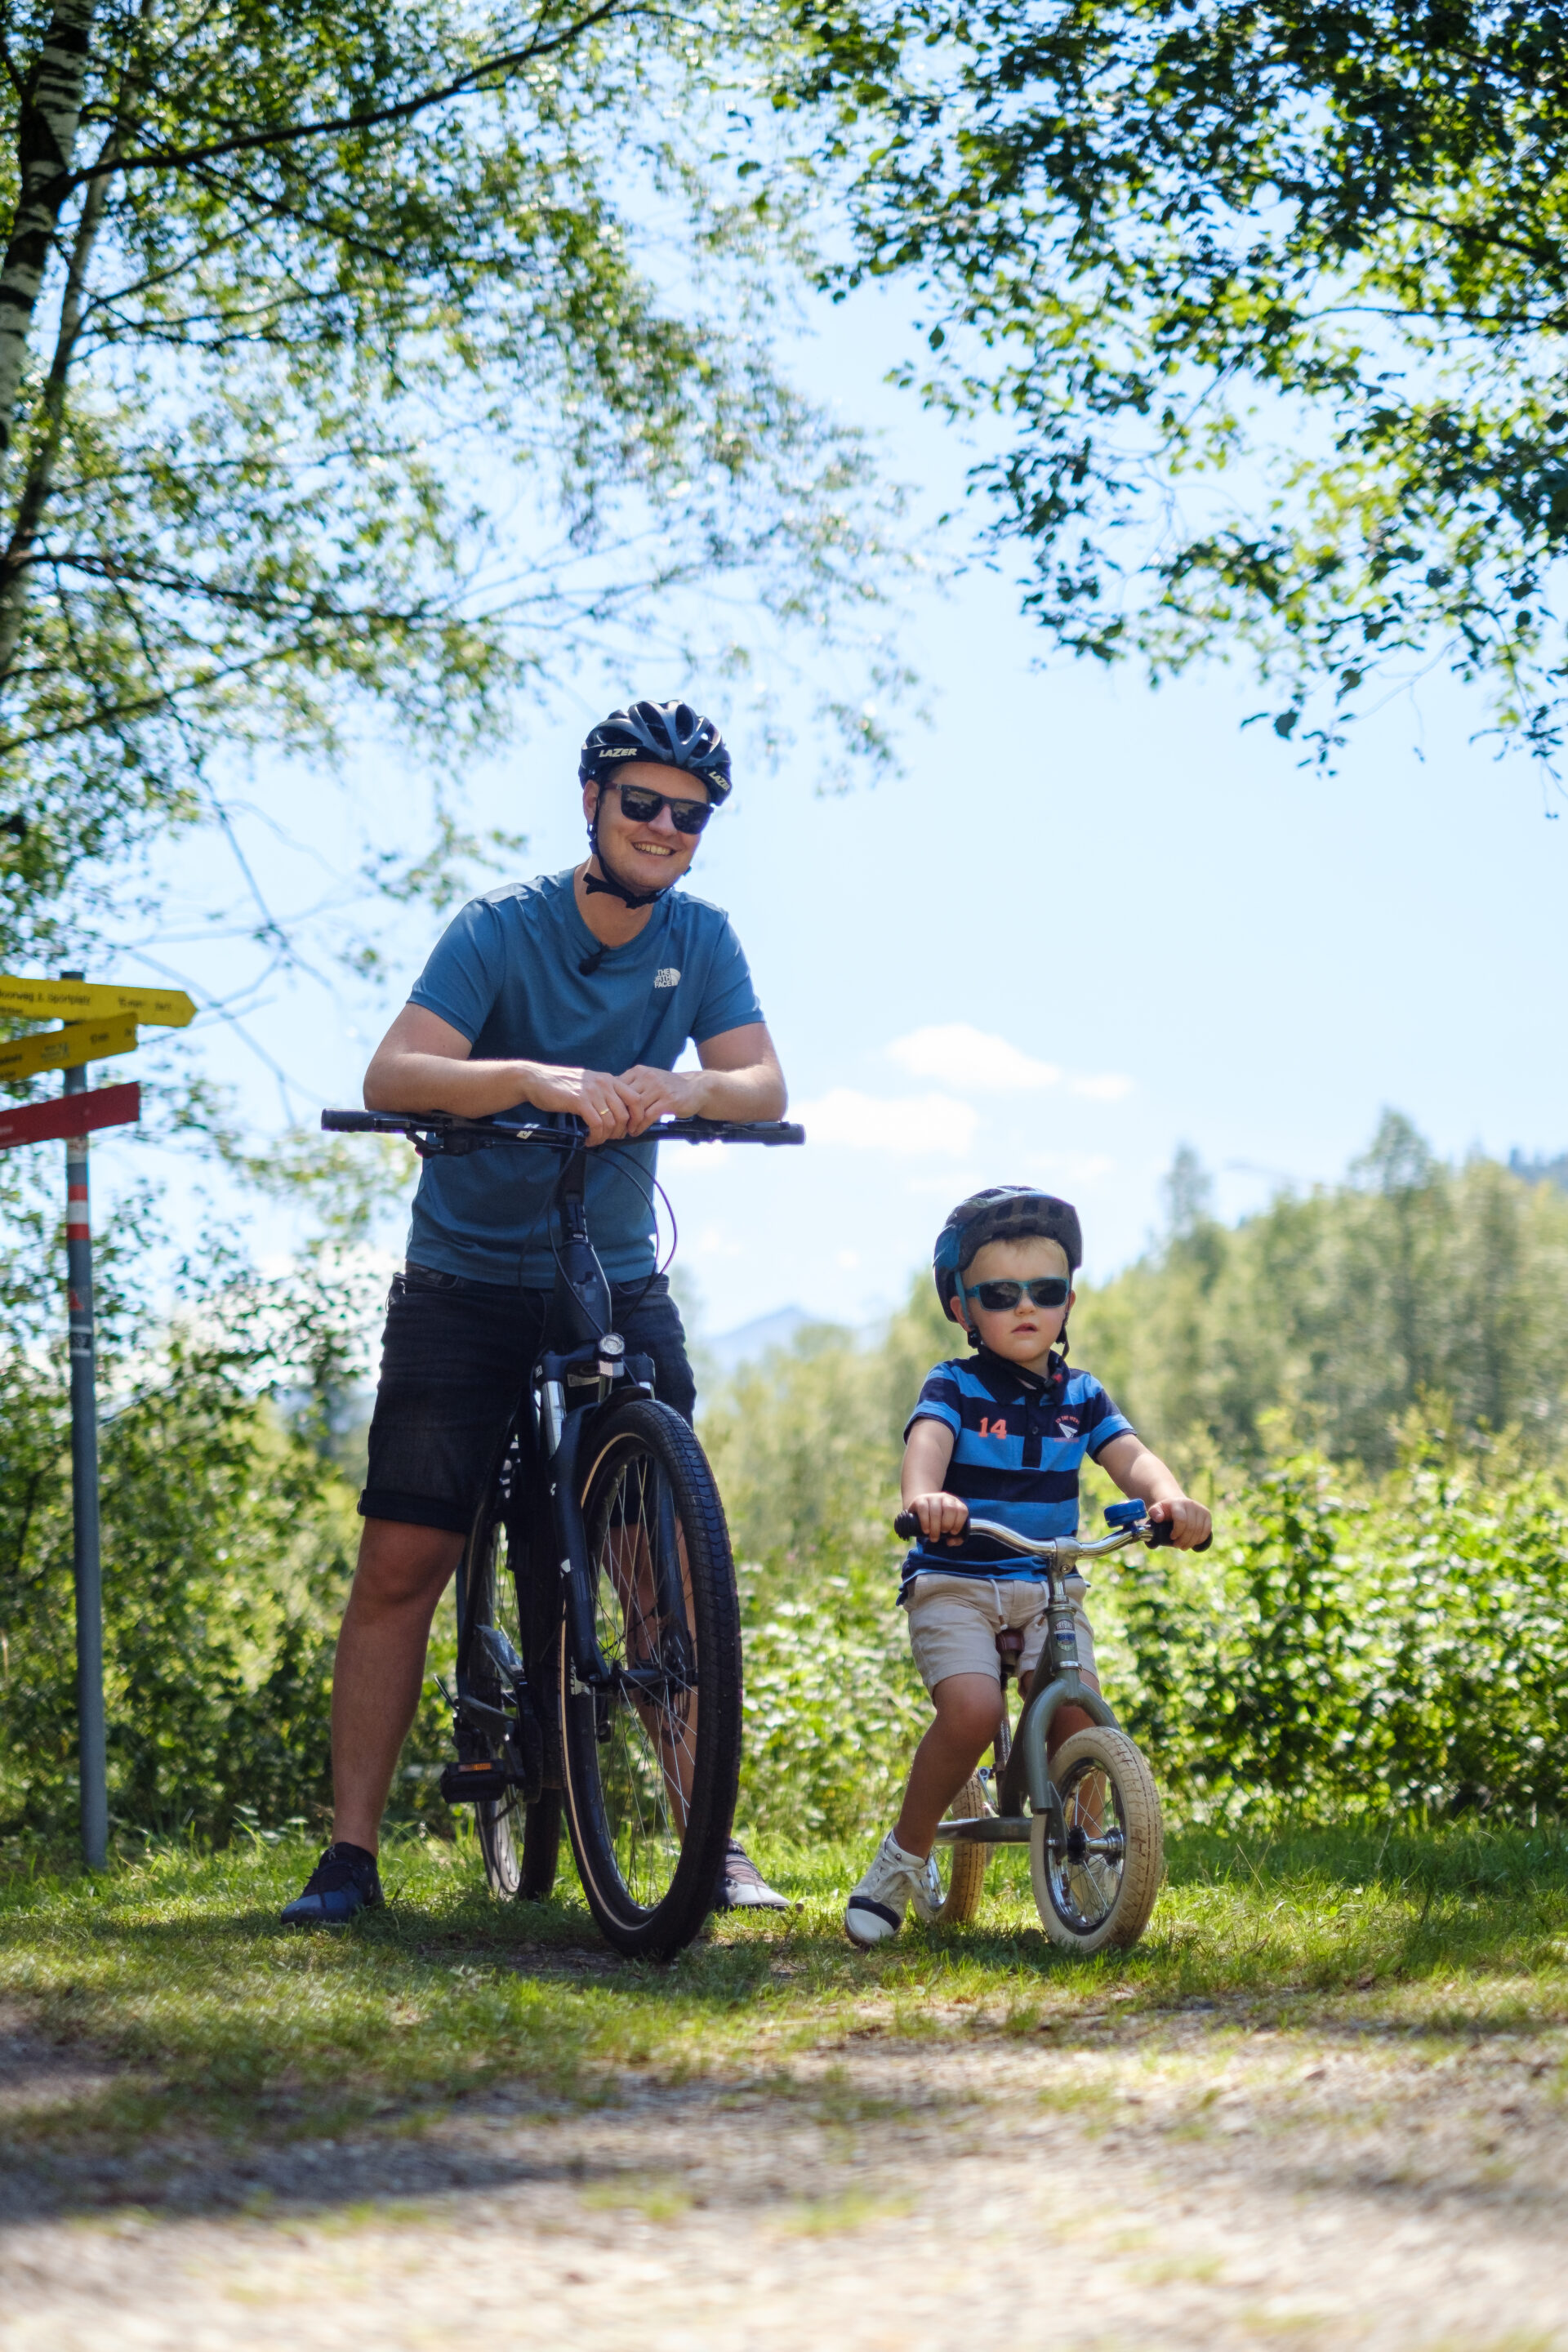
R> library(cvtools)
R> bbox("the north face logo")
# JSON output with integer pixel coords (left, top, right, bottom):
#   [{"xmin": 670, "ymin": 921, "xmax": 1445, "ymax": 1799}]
[{"xmin": 653, "ymin": 968, "xmax": 680, "ymax": 988}]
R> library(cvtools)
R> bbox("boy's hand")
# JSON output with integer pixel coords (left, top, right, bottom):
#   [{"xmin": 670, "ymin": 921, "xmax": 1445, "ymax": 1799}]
[
  {"xmin": 907, "ymin": 1490, "xmax": 970, "ymax": 1546},
  {"xmin": 1147, "ymin": 1496, "xmax": 1212, "ymax": 1549}
]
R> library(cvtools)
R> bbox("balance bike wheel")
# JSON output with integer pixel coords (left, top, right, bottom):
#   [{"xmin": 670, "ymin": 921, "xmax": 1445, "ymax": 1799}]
[
  {"xmin": 932, "ymin": 1775, "xmax": 988, "ymax": 1925},
  {"xmin": 1029, "ymin": 1727, "xmax": 1163, "ymax": 1955}
]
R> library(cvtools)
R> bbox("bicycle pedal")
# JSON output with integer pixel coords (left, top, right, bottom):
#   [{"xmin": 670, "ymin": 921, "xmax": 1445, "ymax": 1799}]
[{"xmin": 439, "ymin": 1760, "xmax": 514, "ymax": 1804}]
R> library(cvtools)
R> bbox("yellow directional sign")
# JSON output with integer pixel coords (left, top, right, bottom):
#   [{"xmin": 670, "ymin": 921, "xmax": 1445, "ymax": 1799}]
[
  {"xmin": 0, "ymin": 975, "xmax": 194, "ymax": 1027},
  {"xmin": 0, "ymin": 1016, "xmax": 139, "ymax": 1084}
]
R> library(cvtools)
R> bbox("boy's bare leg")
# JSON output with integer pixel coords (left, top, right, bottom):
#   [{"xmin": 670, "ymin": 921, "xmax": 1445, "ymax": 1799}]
[
  {"xmin": 893, "ymin": 1668, "xmax": 1107, "ymax": 1860},
  {"xmin": 331, "ymin": 1518, "xmax": 465, "ymax": 1853},
  {"xmin": 893, "ymin": 1673, "xmax": 1003, "ymax": 1858}
]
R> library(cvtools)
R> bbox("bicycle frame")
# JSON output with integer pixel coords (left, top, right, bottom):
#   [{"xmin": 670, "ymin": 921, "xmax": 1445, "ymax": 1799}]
[
  {"xmin": 925, "ymin": 1517, "xmax": 1150, "ymax": 1860},
  {"xmin": 323, "ymin": 1104, "xmax": 804, "ymax": 1791}
]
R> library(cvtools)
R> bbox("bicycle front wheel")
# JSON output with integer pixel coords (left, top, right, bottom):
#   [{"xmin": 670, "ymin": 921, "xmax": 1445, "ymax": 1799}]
[
  {"xmin": 559, "ymin": 1396, "xmax": 742, "ymax": 1958},
  {"xmin": 1028, "ymin": 1727, "xmax": 1163, "ymax": 1955}
]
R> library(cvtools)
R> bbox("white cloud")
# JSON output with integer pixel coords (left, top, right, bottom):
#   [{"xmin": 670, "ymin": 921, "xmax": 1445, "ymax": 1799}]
[
  {"xmin": 888, "ymin": 1022, "xmax": 1060, "ymax": 1091},
  {"xmin": 688, "ymin": 1223, "xmax": 742, "ymax": 1259},
  {"xmin": 792, "ymin": 1088, "xmax": 978, "ymax": 1157},
  {"xmin": 886, "ymin": 1023, "xmax": 1130, "ymax": 1103}
]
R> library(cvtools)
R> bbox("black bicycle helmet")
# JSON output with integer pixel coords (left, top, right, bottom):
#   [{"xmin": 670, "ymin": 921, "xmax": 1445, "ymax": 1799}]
[
  {"xmin": 933, "ymin": 1186, "xmax": 1083, "ymax": 1316},
  {"xmin": 578, "ymin": 699, "xmax": 733, "ymax": 801}
]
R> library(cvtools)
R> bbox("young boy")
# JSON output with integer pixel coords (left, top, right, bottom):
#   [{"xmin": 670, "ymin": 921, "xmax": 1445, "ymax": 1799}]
[{"xmin": 845, "ymin": 1186, "xmax": 1211, "ymax": 1947}]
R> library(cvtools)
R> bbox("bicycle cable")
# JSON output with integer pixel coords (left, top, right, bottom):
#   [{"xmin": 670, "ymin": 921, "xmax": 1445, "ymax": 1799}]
[{"xmin": 539, "ymin": 1133, "xmax": 678, "ymax": 1337}]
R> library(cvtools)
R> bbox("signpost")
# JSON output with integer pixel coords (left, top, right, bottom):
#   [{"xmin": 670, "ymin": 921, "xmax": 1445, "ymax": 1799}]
[{"xmin": 0, "ymin": 973, "xmax": 195, "ymax": 1867}]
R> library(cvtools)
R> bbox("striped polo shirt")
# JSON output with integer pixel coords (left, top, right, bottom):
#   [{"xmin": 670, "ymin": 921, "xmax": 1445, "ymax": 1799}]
[{"xmin": 902, "ymin": 1347, "xmax": 1134, "ymax": 1584}]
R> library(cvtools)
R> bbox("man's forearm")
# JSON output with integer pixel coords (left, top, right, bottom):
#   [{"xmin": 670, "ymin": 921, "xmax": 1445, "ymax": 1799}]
[
  {"xmin": 364, "ymin": 1052, "xmax": 539, "ymax": 1116},
  {"xmin": 687, "ymin": 1059, "xmax": 787, "ymax": 1121}
]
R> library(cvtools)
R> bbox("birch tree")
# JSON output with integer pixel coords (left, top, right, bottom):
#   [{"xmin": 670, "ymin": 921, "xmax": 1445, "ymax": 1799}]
[{"xmin": 0, "ymin": 0, "xmax": 900, "ymax": 965}]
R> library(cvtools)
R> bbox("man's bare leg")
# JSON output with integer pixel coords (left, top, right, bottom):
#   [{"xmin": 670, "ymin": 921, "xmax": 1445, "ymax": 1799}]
[{"xmin": 331, "ymin": 1517, "xmax": 465, "ymax": 1853}]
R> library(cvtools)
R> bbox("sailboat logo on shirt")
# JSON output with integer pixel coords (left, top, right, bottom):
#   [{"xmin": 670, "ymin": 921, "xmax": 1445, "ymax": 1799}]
[{"xmin": 653, "ymin": 968, "xmax": 680, "ymax": 988}]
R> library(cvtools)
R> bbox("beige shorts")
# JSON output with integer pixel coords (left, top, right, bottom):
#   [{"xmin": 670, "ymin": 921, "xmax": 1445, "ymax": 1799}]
[{"xmin": 903, "ymin": 1572, "xmax": 1098, "ymax": 1695}]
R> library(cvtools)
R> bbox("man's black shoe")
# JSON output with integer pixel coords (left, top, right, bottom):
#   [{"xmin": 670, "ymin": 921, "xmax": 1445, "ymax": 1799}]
[{"xmin": 280, "ymin": 1842, "xmax": 385, "ymax": 1926}]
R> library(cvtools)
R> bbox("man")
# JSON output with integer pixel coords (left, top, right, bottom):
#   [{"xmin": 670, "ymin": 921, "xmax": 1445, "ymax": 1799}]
[{"xmin": 283, "ymin": 699, "xmax": 790, "ymax": 1922}]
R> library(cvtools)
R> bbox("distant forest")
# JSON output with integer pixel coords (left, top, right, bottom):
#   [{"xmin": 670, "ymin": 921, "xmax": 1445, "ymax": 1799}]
[{"xmin": 1076, "ymin": 1114, "xmax": 1568, "ymax": 1476}]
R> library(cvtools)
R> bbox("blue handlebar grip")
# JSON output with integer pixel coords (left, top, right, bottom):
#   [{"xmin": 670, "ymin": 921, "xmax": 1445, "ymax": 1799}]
[{"xmin": 1103, "ymin": 1499, "xmax": 1146, "ymax": 1529}]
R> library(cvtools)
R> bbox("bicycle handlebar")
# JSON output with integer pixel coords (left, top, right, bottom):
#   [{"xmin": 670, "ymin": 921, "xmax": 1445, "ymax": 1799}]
[
  {"xmin": 892, "ymin": 1506, "xmax": 1212, "ymax": 1557},
  {"xmin": 321, "ymin": 1107, "xmax": 805, "ymax": 1152}
]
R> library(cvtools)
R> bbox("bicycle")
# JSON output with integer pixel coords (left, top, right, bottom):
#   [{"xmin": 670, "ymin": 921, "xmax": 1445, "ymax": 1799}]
[
  {"xmin": 323, "ymin": 1103, "xmax": 804, "ymax": 1958},
  {"xmin": 891, "ymin": 1500, "xmax": 1209, "ymax": 1953}
]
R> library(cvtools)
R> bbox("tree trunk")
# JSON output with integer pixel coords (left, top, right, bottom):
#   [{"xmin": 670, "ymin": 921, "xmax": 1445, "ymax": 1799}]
[
  {"xmin": 0, "ymin": 131, "xmax": 114, "ymax": 684},
  {"xmin": 0, "ymin": 0, "xmax": 98, "ymax": 461}
]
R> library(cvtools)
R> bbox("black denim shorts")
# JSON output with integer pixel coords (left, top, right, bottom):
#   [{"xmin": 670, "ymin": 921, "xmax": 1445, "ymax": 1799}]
[{"xmin": 359, "ymin": 1262, "xmax": 697, "ymax": 1535}]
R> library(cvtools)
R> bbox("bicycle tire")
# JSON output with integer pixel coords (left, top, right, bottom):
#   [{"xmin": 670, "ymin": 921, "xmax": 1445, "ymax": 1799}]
[
  {"xmin": 933, "ymin": 1775, "xmax": 988, "ymax": 1924},
  {"xmin": 465, "ymin": 1461, "xmax": 562, "ymax": 1902},
  {"xmin": 1028, "ymin": 1727, "xmax": 1163, "ymax": 1955},
  {"xmin": 559, "ymin": 1396, "xmax": 742, "ymax": 1958}
]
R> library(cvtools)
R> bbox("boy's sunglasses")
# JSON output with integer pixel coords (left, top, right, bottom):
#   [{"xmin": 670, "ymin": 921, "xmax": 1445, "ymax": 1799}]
[
  {"xmin": 608, "ymin": 781, "xmax": 714, "ymax": 835},
  {"xmin": 969, "ymin": 1276, "xmax": 1071, "ymax": 1312}
]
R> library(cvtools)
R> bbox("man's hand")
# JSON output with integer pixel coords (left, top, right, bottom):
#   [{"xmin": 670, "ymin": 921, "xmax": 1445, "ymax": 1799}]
[
  {"xmin": 907, "ymin": 1490, "xmax": 970, "ymax": 1546},
  {"xmin": 616, "ymin": 1063, "xmax": 707, "ymax": 1134},
  {"xmin": 523, "ymin": 1062, "xmax": 639, "ymax": 1146},
  {"xmin": 1147, "ymin": 1496, "xmax": 1213, "ymax": 1549}
]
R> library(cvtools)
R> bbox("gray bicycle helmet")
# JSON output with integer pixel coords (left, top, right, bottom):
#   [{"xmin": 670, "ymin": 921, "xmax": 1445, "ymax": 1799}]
[
  {"xmin": 578, "ymin": 699, "xmax": 733, "ymax": 800},
  {"xmin": 933, "ymin": 1186, "xmax": 1083, "ymax": 1317}
]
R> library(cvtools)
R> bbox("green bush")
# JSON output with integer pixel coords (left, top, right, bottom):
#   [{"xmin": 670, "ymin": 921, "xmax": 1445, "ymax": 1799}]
[
  {"xmin": 1104, "ymin": 1435, "xmax": 1568, "ymax": 1825},
  {"xmin": 0, "ymin": 1149, "xmax": 452, "ymax": 1855},
  {"xmin": 711, "ymin": 1280, "xmax": 1568, "ymax": 1837},
  {"xmin": 735, "ymin": 1546, "xmax": 927, "ymax": 1840}
]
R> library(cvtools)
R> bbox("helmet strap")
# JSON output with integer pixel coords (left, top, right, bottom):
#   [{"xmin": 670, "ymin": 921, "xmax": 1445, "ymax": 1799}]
[
  {"xmin": 953, "ymin": 1272, "xmax": 982, "ymax": 1350},
  {"xmin": 583, "ymin": 803, "xmax": 672, "ymax": 911}
]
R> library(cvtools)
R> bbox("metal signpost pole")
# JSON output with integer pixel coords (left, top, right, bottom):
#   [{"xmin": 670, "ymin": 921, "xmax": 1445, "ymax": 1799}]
[{"xmin": 61, "ymin": 972, "xmax": 108, "ymax": 1869}]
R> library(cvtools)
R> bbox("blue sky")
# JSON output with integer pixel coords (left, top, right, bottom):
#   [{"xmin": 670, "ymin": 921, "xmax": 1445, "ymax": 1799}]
[{"xmin": 69, "ymin": 283, "xmax": 1567, "ymax": 1339}]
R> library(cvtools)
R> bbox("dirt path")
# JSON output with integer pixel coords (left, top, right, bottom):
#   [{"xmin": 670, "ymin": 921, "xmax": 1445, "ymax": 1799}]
[{"xmin": 4, "ymin": 1997, "xmax": 1567, "ymax": 2350}]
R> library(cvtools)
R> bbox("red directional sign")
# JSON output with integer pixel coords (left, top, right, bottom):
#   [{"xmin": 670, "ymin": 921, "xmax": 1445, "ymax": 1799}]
[{"xmin": 0, "ymin": 1080, "xmax": 140, "ymax": 1154}]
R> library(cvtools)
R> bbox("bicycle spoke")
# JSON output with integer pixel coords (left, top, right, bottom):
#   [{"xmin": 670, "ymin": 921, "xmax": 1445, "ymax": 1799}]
[
  {"xmin": 1049, "ymin": 1760, "xmax": 1124, "ymax": 1934},
  {"xmin": 468, "ymin": 1504, "xmax": 523, "ymax": 1895},
  {"xmin": 562, "ymin": 1398, "xmax": 741, "ymax": 1951},
  {"xmin": 589, "ymin": 1451, "xmax": 700, "ymax": 1910}
]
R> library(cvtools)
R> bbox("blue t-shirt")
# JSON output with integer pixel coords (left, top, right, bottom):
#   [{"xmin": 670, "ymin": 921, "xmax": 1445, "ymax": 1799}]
[
  {"xmin": 902, "ymin": 1348, "xmax": 1134, "ymax": 1584},
  {"xmin": 403, "ymin": 869, "xmax": 764, "ymax": 1285}
]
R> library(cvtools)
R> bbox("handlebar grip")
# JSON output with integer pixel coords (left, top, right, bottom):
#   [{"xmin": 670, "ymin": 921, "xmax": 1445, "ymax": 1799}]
[
  {"xmin": 893, "ymin": 1508, "xmax": 972, "ymax": 1541},
  {"xmin": 1148, "ymin": 1520, "xmax": 1213, "ymax": 1552}
]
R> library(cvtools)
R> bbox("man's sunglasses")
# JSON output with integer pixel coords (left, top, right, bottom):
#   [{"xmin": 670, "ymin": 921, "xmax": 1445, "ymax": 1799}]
[
  {"xmin": 969, "ymin": 1276, "xmax": 1071, "ymax": 1312},
  {"xmin": 608, "ymin": 780, "xmax": 714, "ymax": 835}
]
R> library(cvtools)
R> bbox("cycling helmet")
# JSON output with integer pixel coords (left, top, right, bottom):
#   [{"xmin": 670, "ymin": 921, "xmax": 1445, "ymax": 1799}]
[
  {"xmin": 578, "ymin": 699, "xmax": 733, "ymax": 801},
  {"xmin": 577, "ymin": 698, "xmax": 731, "ymax": 912},
  {"xmin": 933, "ymin": 1187, "xmax": 1083, "ymax": 1319}
]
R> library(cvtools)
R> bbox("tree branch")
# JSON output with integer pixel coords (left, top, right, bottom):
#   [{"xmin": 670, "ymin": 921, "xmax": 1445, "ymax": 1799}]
[{"xmin": 68, "ymin": 0, "xmax": 638, "ymax": 191}]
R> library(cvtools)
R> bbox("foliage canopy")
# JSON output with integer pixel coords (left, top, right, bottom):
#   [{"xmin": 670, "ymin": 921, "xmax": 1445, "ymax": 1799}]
[
  {"xmin": 0, "ymin": 0, "xmax": 903, "ymax": 970},
  {"xmin": 791, "ymin": 1, "xmax": 1568, "ymax": 760}
]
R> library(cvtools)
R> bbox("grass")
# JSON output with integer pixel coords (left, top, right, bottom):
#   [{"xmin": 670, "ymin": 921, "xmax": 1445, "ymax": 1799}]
[{"xmin": 4, "ymin": 1816, "xmax": 1568, "ymax": 2160}]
